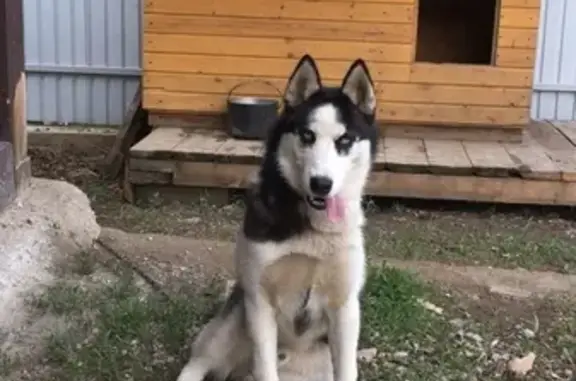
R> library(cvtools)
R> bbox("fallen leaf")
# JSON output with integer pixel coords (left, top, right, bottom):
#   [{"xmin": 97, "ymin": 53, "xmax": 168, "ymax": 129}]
[
  {"xmin": 507, "ymin": 352, "xmax": 536, "ymax": 379},
  {"xmin": 417, "ymin": 299, "xmax": 444, "ymax": 315},
  {"xmin": 357, "ymin": 348, "xmax": 378, "ymax": 363},
  {"xmin": 522, "ymin": 328, "xmax": 535, "ymax": 339},
  {"xmin": 488, "ymin": 285, "xmax": 532, "ymax": 299}
]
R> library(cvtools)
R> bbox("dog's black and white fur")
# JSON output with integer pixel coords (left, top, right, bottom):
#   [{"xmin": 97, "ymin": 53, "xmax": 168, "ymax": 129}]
[{"xmin": 176, "ymin": 55, "xmax": 379, "ymax": 381}]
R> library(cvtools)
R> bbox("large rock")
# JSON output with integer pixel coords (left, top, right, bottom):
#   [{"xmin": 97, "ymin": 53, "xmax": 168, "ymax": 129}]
[{"xmin": 0, "ymin": 178, "xmax": 100, "ymax": 332}]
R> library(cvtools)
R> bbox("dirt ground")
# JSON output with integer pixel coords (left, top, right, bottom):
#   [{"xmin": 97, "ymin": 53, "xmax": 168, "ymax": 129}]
[
  {"xmin": 30, "ymin": 146, "xmax": 576, "ymax": 274},
  {"xmin": 13, "ymin": 145, "xmax": 575, "ymax": 381}
]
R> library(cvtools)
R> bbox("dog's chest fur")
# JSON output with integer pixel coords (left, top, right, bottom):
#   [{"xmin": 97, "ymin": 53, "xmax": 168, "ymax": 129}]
[
  {"xmin": 261, "ymin": 247, "xmax": 350, "ymax": 310},
  {"xmin": 257, "ymin": 233, "xmax": 354, "ymax": 349}
]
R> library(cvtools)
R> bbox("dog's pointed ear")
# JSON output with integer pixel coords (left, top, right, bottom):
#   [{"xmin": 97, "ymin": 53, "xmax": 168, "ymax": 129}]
[
  {"xmin": 283, "ymin": 55, "xmax": 322, "ymax": 108},
  {"xmin": 341, "ymin": 59, "xmax": 376, "ymax": 115}
]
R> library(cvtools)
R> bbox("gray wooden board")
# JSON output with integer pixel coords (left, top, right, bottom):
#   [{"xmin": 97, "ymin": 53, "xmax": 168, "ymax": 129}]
[
  {"xmin": 130, "ymin": 127, "xmax": 188, "ymax": 158},
  {"xmin": 504, "ymin": 136, "xmax": 561, "ymax": 180},
  {"xmin": 463, "ymin": 141, "xmax": 516, "ymax": 177},
  {"xmin": 384, "ymin": 137, "xmax": 429, "ymax": 172},
  {"xmin": 424, "ymin": 139, "xmax": 472, "ymax": 175}
]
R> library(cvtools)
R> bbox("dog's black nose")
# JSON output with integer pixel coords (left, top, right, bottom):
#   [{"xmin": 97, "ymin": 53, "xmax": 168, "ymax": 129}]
[{"xmin": 309, "ymin": 176, "xmax": 333, "ymax": 196}]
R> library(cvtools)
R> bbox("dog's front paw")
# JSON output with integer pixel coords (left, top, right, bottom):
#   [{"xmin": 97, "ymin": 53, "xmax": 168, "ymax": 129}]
[
  {"xmin": 253, "ymin": 374, "xmax": 280, "ymax": 381},
  {"xmin": 253, "ymin": 365, "xmax": 280, "ymax": 381},
  {"xmin": 334, "ymin": 362, "xmax": 358, "ymax": 381}
]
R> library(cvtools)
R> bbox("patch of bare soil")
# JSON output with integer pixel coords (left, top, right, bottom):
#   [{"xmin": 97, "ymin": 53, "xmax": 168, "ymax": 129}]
[{"xmin": 30, "ymin": 146, "xmax": 576, "ymax": 274}]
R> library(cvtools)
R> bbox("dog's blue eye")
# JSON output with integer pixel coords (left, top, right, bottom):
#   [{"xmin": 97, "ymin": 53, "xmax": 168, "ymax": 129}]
[
  {"xmin": 336, "ymin": 134, "xmax": 353, "ymax": 147},
  {"xmin": 298, "ymin": 129, "xmax": 316, "ymax": 145},
  {"xmin": 335, "ymin": 134, "xmax": 355, "ymax": 153}
]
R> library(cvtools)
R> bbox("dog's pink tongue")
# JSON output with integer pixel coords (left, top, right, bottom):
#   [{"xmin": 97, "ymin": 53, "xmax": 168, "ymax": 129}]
[{"xmin": 326, "ymin": 196, "xmax": 345, "ymax": 223}]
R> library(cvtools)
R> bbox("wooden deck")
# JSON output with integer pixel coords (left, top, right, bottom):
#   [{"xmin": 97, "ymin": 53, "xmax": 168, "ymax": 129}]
[{"xmin": 128, "ymin": 121, "xmax": 576, "ymax": 206}]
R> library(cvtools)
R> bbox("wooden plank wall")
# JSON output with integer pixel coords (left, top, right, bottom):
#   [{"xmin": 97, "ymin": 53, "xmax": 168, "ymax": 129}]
[{"xmin": 143, "ymin": 0, "xmax": 541, "ymax": 127}]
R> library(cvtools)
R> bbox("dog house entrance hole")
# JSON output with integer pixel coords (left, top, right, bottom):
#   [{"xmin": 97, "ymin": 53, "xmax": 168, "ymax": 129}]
[{"xmin": 415, "ymin": 0, "xmax": 499, "ymax": 65}]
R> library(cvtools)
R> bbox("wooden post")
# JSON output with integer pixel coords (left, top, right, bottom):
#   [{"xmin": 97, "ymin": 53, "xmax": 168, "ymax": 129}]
[{"xmin": 0, "ymin": 0, "xmax": 29, "ymax": 212}]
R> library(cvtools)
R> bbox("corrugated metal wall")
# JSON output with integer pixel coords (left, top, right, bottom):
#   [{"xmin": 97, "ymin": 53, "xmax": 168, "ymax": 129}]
[
  {"xmin": 531, "ymin": 0, "xmax": 576, "ymax": 120},
  {"xmin": 23, "ymin": 0, "xmax": 141, "ymax": 126},
  {"xmin": 22, "ymin": 0, "xmax": 575, "ymax": 126}
]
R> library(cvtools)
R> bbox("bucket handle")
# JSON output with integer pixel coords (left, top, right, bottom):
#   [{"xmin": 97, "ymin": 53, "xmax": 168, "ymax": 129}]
[{"xmin": 227, "ymin": 80, "xmax": 283, "ymax": 103}]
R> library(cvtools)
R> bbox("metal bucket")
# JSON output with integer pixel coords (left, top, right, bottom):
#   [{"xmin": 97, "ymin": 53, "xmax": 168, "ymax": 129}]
[{"xmin": 226, "ymin": 80, "xmax": 281, "ymax": 140}]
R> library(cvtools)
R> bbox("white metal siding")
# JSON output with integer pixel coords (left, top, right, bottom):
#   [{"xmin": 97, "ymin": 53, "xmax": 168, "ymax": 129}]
[
  {"xmin": 531, "ymin": 0, "xmax": 576, "ymax": 120},
  {"xmin": 23, "ymin": 0, "xmax": 141, "ymax": 126}
]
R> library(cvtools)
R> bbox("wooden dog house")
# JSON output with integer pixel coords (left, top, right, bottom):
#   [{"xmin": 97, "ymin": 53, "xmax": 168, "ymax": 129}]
[
  {"xmin": 129, "ymin": 0, "xmax": 576, "ymax": 208},
  {"xmin": 143, "ymin": 0, "xmax": 541, "ymax": 139}
]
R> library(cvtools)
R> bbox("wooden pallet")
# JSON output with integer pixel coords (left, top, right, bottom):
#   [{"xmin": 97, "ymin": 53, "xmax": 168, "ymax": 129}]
[{"xmin": 128, "ymin": 121, "xmax": 576, "ymax": 206}]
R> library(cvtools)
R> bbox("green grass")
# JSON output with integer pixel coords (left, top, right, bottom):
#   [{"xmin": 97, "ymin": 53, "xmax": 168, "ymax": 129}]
[
  {"xmin": 23, "ymin": 263, "xmax": 452, "ymax": 381},
  {"xmin": 364, "ymin": 214, "xmax": 576, "ymax": 274},
  {"xmin": 360, "ymin": 266, "xmax": 484, "ymax": 380},
  {"xmin": 360, "ymin": 266, "xmax": 576, "ymax": 380},
  {"xmin": 0, "ymin": 352, "xmax": 16, "ymax": 377},
  {"xmin": 26, "ymin": 274, "xmax": 221, "ymax": 381},
  {"xmin": 361, "ymin": 266, "xmax": 433, "ymax": 347},
  {"xmin": 6, "ymin": 256, "xmax": 574, "ymax": 381}
]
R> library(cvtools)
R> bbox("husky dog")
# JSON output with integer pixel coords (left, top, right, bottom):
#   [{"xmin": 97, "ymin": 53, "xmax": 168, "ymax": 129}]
[{"xmin": 176, "ymin": 54, "xmax": 379, "ymax": 381}]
